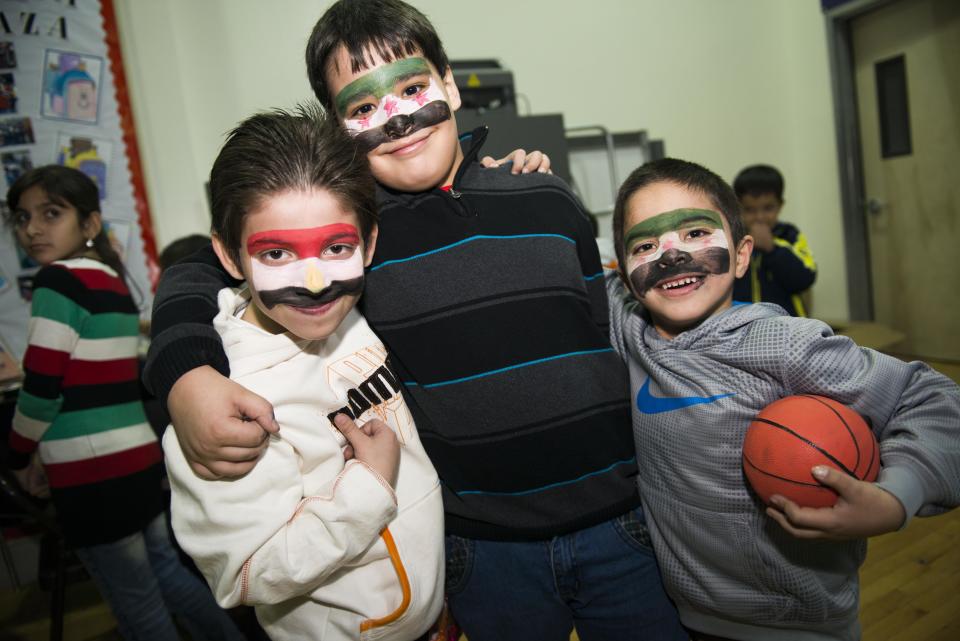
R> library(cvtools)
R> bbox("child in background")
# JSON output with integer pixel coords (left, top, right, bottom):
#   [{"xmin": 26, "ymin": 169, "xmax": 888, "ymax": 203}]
[
  {"xmin": 162, "ymin": 106, "xmax": 443, "ymax": 641},
  {"xmin": 5, "ymin": 165, "xmax": 243, "ymax": 641},
  {"xmin": 142, "ymin": 1, "xmax": 684, "ymax": 639},
  {"xmin": 608, "ymin": 157, "xmax": 960, "ymax": 641},
  {"xmin": 158, "ymin": 233, "xmax": 212, "ymax": 272},
  {"xmin": 732, "ymin": 164, "xmax": 815, "ymax": 317}
]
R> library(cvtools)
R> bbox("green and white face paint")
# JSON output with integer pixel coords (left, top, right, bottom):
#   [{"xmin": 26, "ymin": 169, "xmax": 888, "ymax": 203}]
[
  {"xmin": 623, "ymin": 208, "xmax": 731, "ymax": 296},
  {"xmin": 335, "ymin": 57, "xmax": 451, "ymax": 153}
]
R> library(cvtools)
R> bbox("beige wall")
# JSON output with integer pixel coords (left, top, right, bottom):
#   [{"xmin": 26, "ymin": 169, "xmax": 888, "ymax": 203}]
[{"xmin": 115, "ymin": 0, "xmax": 849, "ymax": 320}]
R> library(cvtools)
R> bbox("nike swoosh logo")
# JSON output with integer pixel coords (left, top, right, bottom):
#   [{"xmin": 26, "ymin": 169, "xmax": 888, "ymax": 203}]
[{"xmin": 636, "ymin": 377, "xmax": 735, "ymax": 414}]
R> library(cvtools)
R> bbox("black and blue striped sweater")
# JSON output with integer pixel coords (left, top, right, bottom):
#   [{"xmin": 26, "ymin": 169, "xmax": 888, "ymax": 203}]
[{"xmin": 145, "ymin": 129, "xmax": 639, "ymax": 541}]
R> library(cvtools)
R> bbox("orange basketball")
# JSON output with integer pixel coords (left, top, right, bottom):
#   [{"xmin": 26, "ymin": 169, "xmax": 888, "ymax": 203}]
[{"xmin": 742, "ymin": 395, "xmax": 880, "ymax": 508}]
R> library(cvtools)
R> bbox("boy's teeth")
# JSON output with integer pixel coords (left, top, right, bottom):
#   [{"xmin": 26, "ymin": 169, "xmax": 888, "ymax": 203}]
[{"xmin": 661, "ymin": 276, "xmax": 698, "ymax": 290}]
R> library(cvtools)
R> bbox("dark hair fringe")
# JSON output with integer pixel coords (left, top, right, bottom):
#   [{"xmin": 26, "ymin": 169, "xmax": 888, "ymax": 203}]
[
  {"xmin": 612, "ymin": 158, "xmax": 746, "ymax": 274},
  {"xmin": 305, "ymin": 0, "xmax": 449, "ymax": 111},
  {"xmin": 208, "ymin": 102, "xmax": 377, "ymax": 269},
  {"xmin": 733, "ymin": 164, "xmax": 784, "ymax": 201}
]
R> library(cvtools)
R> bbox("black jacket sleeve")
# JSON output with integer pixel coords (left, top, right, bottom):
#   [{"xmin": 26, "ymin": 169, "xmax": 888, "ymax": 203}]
[{"xmin": 142, "ymin": 244, "xmax": 242, "ymax": 407}]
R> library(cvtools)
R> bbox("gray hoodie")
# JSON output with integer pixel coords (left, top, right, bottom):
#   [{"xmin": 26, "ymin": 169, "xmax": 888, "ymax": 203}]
[{"xmin": 607, "ymin": 275, "xmax": 960, "ymax": 641}]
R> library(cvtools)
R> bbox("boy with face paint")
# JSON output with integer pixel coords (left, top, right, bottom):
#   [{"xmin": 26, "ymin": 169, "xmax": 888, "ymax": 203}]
[
  {"xmin": 160, "ymin": 106, "xmax": 445, "ymax": 641},
  {"xmin": 143, "ymin": 2, "xmax": 687, "ymax": 640},
  {"xmin": 608, "ymin": 158, "xmax": 960, "ymax": 641}
]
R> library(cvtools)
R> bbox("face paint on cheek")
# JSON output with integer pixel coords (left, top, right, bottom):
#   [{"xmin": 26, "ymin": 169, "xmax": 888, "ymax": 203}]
[
  {"xmin": 245, "ymin": 224, "xmax": 366, "ymax": 308},
  {"xmin": 623, "ymin": 208, "xmax": 731, "ymax": 296}
]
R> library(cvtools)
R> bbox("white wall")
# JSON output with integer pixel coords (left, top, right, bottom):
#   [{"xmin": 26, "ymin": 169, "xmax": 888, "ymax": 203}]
[{"xmin": 114, "ymin": 0, "xmax": 849, "ymax": 320}]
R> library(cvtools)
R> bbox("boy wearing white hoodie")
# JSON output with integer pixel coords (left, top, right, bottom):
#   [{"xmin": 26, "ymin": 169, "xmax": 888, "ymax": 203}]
[{"xmin": 162, "ymin": 106, "xmax": 443, "ymax": 641}]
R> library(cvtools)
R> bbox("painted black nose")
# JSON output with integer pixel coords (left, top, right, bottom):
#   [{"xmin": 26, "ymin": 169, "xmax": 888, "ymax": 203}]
[
  {"xmin": 658, "ymin": 248, "xmax": 692, "ymax": 267},
  {"xmin": 384, "ymin": 114, "xmax": 414, "ymax": 139}
]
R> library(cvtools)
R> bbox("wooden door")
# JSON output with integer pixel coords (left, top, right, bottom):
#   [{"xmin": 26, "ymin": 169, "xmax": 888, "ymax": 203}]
[{"xmin": 851, "ymin": 0, "xmax": 960, "ymax": 360}]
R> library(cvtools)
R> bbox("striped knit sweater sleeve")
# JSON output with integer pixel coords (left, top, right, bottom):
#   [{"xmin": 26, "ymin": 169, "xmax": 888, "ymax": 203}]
[
  {"xmin": 9, "ymin": 261, "xmax": 161, "ymax": 487},
  {"xmin": 9, "ymin": 265, "xmax": 82, "ymax": 469}
]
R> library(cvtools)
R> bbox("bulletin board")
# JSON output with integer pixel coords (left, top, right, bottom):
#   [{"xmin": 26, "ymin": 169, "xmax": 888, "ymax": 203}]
[{"xmin": 0, "ymin": 0, "xmax": 157, "ymax": 365}]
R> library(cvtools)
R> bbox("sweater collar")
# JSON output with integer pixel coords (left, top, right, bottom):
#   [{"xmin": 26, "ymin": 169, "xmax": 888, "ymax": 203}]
[{"xmin": 375, "ymin": 125, "xmax": 489, "ymax": 203}]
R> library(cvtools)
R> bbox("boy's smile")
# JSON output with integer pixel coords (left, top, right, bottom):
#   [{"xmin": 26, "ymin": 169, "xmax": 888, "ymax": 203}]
[
  {"xmin": 327, "ymin": 48, "xmax": 463, "ymax": 192},
  {"xmin": 622, "ymin": 182, "xmax": 752, "ymax": 339}
]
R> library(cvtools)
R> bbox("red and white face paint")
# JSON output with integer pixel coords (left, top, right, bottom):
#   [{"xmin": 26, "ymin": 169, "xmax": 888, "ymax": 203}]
[{"xmin": 245, "ymin": 223, "xmax": 365, "ymax": 309}]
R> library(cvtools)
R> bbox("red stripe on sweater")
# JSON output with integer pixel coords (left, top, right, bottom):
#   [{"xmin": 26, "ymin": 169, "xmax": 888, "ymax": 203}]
[
  {"xmin": 63, "ymin": 358, "xmax": 139, "ymax": 386},
  {"xmin": 9, "ymin": 430, "xmax": 38, "ymax": 454},
  {"xmin": 44, "ymin": 442, "xmax": 162, "ymax": 488},
  {"xmin": 23, "ymin": 345, "xmax": 71, "ymax": 377},
  {"xmin": 62, "ymin": 266, "xmax": 130, "ymax": 295}
]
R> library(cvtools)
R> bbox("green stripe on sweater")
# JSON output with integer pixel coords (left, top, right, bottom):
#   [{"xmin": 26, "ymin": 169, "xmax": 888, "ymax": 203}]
[
  {"xmin": 16, "ymin": 389, "xmax": 63, "ymax": 423},
  {"xmin": 31, "ymin": 288, "xmax": 87, "ymax": 328},
  {"xmin": 44, "ymin": 401, "xmax": 148, "ymax": 441},
  {"xmin": 33, "ymin": 288, "xmax": 139, "ymax": 338}
]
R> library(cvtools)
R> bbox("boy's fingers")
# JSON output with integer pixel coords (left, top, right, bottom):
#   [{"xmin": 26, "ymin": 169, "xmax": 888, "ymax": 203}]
[
  {"xmin": 479, "ymin": 155, "xmax": 498, "ymax": 168},
  {"xmin": 811, "ymin": 465, "xmax": 856, "ymax": 496},
  {"xmin": 765, "ymin": 506, "xmax": 825, "ymax": 539},
  {"xmin": 332, "ymin": 413, "xmax": 365, "ymax": 445},
  {"xmin": 342, "ymin": 444, "xmax": 355, "ymax": 461},
  {"xmin": 237, "ymin": 389, "xmax": 280, "ymax": 434},
  {"xmin": 189, "ymin": 459, "xmax": 259, "ymax": 480},
  {"xmin": 522, "ymin": 151, "xmax": 543, "ymax": 173},
  {"xmin": 213, "ymin": 418, "xmax": 271, "ymax": 449},
  {"xmin": 510, "ymin": 150, "xmax": 526, "ymax": 174},
  {"xmin": 537, "ymin": 153, "xmax": 552, "ymax": 174},
  {"xmin": 770, "ymin": 493, "xmax": 838, "ymax": 534}
]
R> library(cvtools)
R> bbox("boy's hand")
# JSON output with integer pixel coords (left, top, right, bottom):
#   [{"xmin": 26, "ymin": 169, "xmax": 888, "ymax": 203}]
[
  {"xmin": 748, "ymin": 222, "xmax": 775, "ymax": 252},
  {"xmin": 766, "ymin": 465, "xmax": 906, "ymax": 540},
  {"xmin": 481, "ymin": 149, "xmax": 552, "ymax": 175},
  {"xmin": 332, "ymin": 413, "xmax": 401, "ymax": 488},
  {"xmin": 168, "ymin": 366, "xmax": 280, "ymax": 480}
]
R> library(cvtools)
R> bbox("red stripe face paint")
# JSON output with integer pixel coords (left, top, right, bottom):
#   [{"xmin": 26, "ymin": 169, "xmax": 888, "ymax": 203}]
[{"xmin": 245, "ymin": 224, "xmax": 364, "ymax": 298}]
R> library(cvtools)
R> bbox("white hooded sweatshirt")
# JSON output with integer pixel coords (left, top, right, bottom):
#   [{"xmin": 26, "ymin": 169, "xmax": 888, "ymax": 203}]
[{"xmin": 164, "ymin": 288, "xmax": 444, "ymax": 641}]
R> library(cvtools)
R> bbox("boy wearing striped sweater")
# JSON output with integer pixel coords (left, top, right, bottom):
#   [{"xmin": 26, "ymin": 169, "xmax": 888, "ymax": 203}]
[{"xmin": 143, "ymin": 2, "xmax": 686, "ymax": 639}]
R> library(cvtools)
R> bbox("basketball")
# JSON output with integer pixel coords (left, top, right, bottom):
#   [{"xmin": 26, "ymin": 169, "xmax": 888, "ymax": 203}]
[{"xmin": 742, "ymin": 394, "xmax": 880, "ymax": 508}]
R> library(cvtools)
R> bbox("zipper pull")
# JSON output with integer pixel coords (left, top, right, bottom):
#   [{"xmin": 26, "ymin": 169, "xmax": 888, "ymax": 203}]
[{"xmin": 449, "ymin": 188, "xmax": 462, "ymax": 199}]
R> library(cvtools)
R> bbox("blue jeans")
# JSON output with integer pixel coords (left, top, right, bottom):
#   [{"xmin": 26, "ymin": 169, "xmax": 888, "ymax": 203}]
[
  {"xmin": 445, "ymin": 506, "xmax": 687, "ymax": 641},
  {"xmin": 74, "ymin": 513, "xmax": 244, "ymax": 641}
]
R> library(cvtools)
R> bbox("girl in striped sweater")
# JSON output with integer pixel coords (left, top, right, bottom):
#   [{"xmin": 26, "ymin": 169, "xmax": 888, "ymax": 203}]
[{"xmin": 5, "ymin": 166, "xmax": 243, "ymax": 641}]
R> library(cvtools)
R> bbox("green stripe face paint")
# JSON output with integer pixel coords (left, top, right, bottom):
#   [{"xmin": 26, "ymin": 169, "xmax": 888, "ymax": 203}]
[
  {"xmin": 624, "ymin": 208, "xmax": 730, "ymax": 296},
  {"xmin": 335, "ymin": 57, "xmax": 452, "ymax": 153},
  {"xmin": 335, "ymin": 57, "xmax": 434, "ymax": 116}
]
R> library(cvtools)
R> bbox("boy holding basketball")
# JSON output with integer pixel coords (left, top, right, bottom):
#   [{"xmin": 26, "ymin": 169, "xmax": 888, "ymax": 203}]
[{"xmin": 607, "ymin": 157, "xmax": 960, "ymax": 641}]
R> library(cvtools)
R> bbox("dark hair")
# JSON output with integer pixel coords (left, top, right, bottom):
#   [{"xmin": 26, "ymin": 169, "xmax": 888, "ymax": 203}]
[
  {"xmin": 158, "ymin": 233, "xmax": 211, "ymax": 272},
  {"xmin": 613, "ymin": 158, "xmax": 745, "ymax": 272},
  {"xmin": 305, "ymin": 0, "xmax": 449, "ymax": 112},
  {"xmin": 209, "ymin": 103, "xmax": 377, "ymax": 269},
  {"xmin": 5, "ymin": 165, "xmax": 128, "ymax": 281},
  {"xmin": 732, "ymin": 164, "xmax": 784, "ymax": 201}
]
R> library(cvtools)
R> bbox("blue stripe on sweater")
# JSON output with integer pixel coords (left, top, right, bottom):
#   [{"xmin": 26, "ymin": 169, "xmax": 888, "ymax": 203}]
[
  {"xmin": 453, "ymin": 458, "xmax": 636, "ymax": 496},
  {"xmin": 404, "ymin": 347, "xmax": 615, "ymax": 389},
  {"xmin": 369, "ymin": 233, "xmax": 577, "ymax": 272}
]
